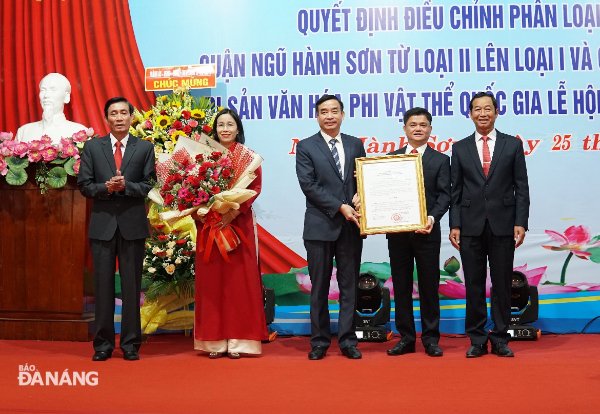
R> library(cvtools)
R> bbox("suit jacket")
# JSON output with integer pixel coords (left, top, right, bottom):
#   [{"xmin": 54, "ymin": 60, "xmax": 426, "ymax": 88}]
[
  {"xmin": 387, "ymin": 145, "xmax": 450, "ymax": 241},
  {"xmin": 77, "ymin": 134, "xmax": 156, "ymax": 241},
  {"xmin": 296, "ymin": 132, "xmax": 366, "ymax": 241},
  {"xmin": 450, "ymin": 130, "xmax": 530, "ymax": 237}
]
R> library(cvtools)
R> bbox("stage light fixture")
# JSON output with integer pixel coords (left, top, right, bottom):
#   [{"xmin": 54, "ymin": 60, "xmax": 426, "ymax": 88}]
[
  {"xmin": 508, "ymin": 270, "xmax": 541, "ymax": 340},
  {"xmin": 354, "ymin": 273, "xmax": 391, "ymax": 342}
]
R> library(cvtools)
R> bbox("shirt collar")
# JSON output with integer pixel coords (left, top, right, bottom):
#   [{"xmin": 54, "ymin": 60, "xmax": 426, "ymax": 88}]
[
  {"xmin": 110, "ymin": 133, "xmax": 129, "ymax": 147},
  {"xmin": 475, "ymin": 129, "xmax": 497, "ymax": 141},
  {"xmin": 407, "ymin": 143, "xmax": 427, "ymax": 154},
  {"xmin": 321, "ymin": 130, "xmax": 341, "ymax": 144}
]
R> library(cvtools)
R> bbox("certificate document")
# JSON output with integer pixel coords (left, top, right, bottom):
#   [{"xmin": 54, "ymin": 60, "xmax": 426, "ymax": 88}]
[{"xmin": 355, "ymin": 154, "xmax": 427, "ymax": 235}]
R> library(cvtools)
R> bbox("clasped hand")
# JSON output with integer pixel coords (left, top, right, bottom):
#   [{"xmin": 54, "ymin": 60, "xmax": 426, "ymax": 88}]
[{"xmin": 106, "ymin": 170, "xmax": 125, "ymax": 193}]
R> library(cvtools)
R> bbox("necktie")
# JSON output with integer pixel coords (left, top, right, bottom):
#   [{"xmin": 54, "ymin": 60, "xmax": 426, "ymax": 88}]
[
  {"xmin": 481, "ymin": 136, "xmax": 491, "ymax": 176},
  {"xmin": 329, "ymin": 138, "xmax": 343, "ymax": 178},
  {"xmin": 410, "ymin": 148, "xmax": 418, "ymax": 154},
  {"xmin": 114, "ymin": 141, "xmax": 123, "ymax": 170}
]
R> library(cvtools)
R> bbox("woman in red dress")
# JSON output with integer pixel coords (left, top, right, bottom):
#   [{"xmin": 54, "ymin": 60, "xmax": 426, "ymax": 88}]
[{"xmin": 194, "ymin": 109, "xmax": 267, "ymax": 359}]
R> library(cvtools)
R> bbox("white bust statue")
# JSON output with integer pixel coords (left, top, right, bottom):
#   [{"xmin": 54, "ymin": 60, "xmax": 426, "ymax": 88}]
[{"xmin": 16, "ymin": 73, "xmax": 87, "ymax": 144}]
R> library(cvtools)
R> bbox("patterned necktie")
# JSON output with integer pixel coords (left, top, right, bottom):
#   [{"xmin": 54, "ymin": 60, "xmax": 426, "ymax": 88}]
[
  {"xmin": 410, "ymin": 148, "xmax": 418, "ymax": 154},
  {"xmin": 114, "ymin": 141, "xmax": 123, "ymax": 170},
  {"xmin": 481, "ymin": 136, "xmax": 491, "ymax": 176},
  {"xmin": 329, "ymin": 138, "xmax": 343, "ymax": 178}
]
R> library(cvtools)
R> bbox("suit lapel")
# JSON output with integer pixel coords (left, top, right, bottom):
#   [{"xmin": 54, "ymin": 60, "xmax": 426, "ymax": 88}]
[
  {"xmin": 341, "ymin": 134, "xmax": 355, "ymax": 183},
  {"xmin": 315, "ymin": 133, "xmax": 343, "ymax": 181},
  {"xmin": 487, "ymin": 131, "xmax": 506, "ymax": 179},
  {"xmin": 101, "ymin": 135, "xmax": 117, "ymax": 174},
  {"xmin": 421, "ymin": 145, "xmax": 433, "ymax": 169},
  {"xmin": 120, "ymin": 135, "xmax": 137, "ymax": 173}
]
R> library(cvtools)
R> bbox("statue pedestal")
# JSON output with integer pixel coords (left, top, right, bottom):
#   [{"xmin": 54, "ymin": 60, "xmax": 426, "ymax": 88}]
[{"xmin": 0, "ymin": 167, "xmax": 94, "ymax": 340}]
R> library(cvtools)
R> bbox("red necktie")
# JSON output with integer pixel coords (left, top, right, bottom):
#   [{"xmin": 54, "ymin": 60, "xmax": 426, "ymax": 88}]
[
  {"xmin": 410, "ymin": 148, "xmax": 418, "ymax": 154},
  {"xmin": 482, "ymin": 136, "xmax": 491, "ymax": 176},
  {"xmin": 114, "ymin": 141, "xmax": 123, "ymax": 170}
]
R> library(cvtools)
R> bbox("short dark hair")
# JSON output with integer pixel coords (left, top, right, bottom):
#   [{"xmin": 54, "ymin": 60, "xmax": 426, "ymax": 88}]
[
  {"xmin": 104, "ymin": 97, "xmax": 134, "ymax": 117},
  {"xmin": 315, "ymin": 94, "xmax": 344, "ymax": 114},
  {"xmin": 469, "ymin": 92, "xmax": 497, "ymax": 111},
  {"xmin": 403, "ymin": 107, "xmax": 432, "ymax": 125},
  {"xmin": 212, "ymin": 108, "xmax": 245, "ymax": 145}
]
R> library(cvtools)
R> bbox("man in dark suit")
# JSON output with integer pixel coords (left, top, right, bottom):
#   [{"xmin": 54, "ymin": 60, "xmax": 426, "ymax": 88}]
[
  {"xmin": 296, "ymin": 94, "xmax": 365, "ymax": 360},
  {"xmin": 78, "ymin": 97, "xmax": 155, "ymax": 361},
  {"xmin": 449, "ymin": 92, "xmax": 530, "ymax": 358},
  {"xmin": 386, "ymin": 107, "xmax": 450, "ymax": 357}
]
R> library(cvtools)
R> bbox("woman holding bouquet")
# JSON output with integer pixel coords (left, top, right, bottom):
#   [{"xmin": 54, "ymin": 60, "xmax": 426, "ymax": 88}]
[{"xmin": 194, "ymin": 108, "xmax": 268, "ymax": 359}]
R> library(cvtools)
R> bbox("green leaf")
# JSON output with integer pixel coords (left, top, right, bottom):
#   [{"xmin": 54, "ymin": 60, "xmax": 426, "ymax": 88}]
[
  {"xmin": 46, "ymin": 166, "xmax": 68, "ymax": 188},
  {"xmin": 5, "ymin": 167, "xmax": 27, "ymax": 185},
  {"xmin": 50, "ymin": 158, "xmax": 67, "ymax": 165},
  {"xmin": 587, "ymin": 247, "xmax": 600, "ymax": 264},
  {"xmin": 359, "ymin": 262, "xmax": 391, "ymax": 281},
  {"xmin": 274, "ymin": 291, "xmax": 311, "ymax": 306},
  {"xmin": 64, "ymin": 157, "xmax": 76, "ymax": 176},
  {"xmin": 289, "ymin": 265, "xmax": 309, "ymax": 274},
  {"xmin": 591, "ymin": 235, "xmax": 600, "ymax": 243},
  {"xmin": 6, "ymin": 156, "xmax": 29, "ymax": 169},
  {"xmin": 262, "ymin": 273, "xmax": 301, "ymax": 296}
]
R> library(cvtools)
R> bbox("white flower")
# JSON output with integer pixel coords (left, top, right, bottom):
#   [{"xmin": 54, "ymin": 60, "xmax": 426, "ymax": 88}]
[
  {"xmin": 166, "ymin": 248, "xmax": 174, "ymax": 257},
  {"xmin": 148, "ymin": 267, "xmax": 156, "ymax": 274},
  {"xmin": 152, "ymin": 246, "xmax": 161, "ymax": 254},
  {"xmin": 175, "ymin": 258, "xmax": 182, "ymax": 265},
  {"xmin": 167, "ymin": 241, "xmax": 176, "ymax": 249}
]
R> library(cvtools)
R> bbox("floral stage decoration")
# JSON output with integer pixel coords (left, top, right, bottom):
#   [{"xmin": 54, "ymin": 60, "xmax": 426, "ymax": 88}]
[
  {"xmin": 130, "ymin": 87, "xmax": 218, "ymax": 156},
  {"xmin": 133, "ymin": 88, "xmax": 262, "ymax": 333},
  {"xmin": 0, "ymin": 129, "xmax": 94, "ymax": 193}
]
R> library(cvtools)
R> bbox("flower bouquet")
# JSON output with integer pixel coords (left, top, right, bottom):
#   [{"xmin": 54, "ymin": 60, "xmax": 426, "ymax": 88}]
[
  {"xmin": 130, "ymin": 87, "xmax": 218, "ymax": 156},
  {"xmin": 0, "ymin": 129, "xmax": 94, "ymax": 193},
  {"xmin": 148, "ymin": 135, "xmax": 262, "ymax": 262}
]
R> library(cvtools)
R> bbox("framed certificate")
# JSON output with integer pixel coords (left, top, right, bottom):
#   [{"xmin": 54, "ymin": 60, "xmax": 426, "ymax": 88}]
[{"xmin": 355, "ymin": 154, "xmax": 427, "ymax": 235}]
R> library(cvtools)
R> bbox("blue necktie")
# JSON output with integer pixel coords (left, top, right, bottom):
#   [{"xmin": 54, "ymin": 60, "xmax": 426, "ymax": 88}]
[{"xmin": 329, "ymin": 138, "xmax": 343, "ymax": 178}]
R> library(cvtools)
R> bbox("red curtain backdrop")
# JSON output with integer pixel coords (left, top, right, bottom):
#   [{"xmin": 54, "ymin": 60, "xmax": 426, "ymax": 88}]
[{"xmin": 0, "ymin": 0, "xmax": 154, "ymax": 135}]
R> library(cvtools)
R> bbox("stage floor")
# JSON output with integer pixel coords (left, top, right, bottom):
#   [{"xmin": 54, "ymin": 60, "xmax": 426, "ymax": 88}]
[{"xmin": 1, "ymin": 334, "xmax": 600, "ymax": 413}]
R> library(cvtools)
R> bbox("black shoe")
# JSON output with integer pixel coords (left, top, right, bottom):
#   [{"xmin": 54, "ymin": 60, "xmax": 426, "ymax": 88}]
[
  {"xmin": 308, "ymin": 346, "xmax": 328, "ymax": 360},
  {"xmin": 123, "ymin": 350, "xmax": 140, "ymax": 361},
  {"xmin": 424, "ymin": 343, "xmax": 443, "ymax": 357},
  {"xmin": 387, "ymin": 340, "xmax": 416, "ymax": 356},
  {"xmin": 92, "ymin": 351, "xmax": 112, "ymax": 361},
  {"xmin": 466, "ymin": 344, "xmax": 488, "ymax": 358},
  {"xmin": 341, "ymin": 345, "xmax": 362, "ymax": 359},
  {"xmin": 491, "ymin": 343, "xmax": 514, "ymax": 357}
]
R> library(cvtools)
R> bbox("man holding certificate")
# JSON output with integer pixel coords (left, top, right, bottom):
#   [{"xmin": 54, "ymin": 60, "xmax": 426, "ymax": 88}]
[
  {"xmin": 386, "ymin": 107, "xmax": 451, "ymax": 357},
  {"xmin": 449, "ymin": 92, "xmax": 530, "ymax": 358},
  {"xmin": 296, "ymin": 95, "xmax": 366, "ymax": 360}
]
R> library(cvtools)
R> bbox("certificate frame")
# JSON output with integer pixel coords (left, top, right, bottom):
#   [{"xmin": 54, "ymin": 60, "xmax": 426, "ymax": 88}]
[{"xmin": 355, "ymin": 154, "xmax": 427, "ymax": 235}]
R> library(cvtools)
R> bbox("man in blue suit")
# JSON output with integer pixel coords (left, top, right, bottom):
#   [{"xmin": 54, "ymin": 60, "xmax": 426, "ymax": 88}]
[
  {"xmin": 386, "ymin": 107, "xmax": 450, "ymax": 357},
  {"xmin": 78, "ymin": 97, "xmax": 155, "ymax": 361},
  {"xmin": 449, "ymin": 92, "xmax": 530, "ymax": 358},
  {"xmin": 296, "ymin": 95, "xmax": 365, "ymax": 360}
]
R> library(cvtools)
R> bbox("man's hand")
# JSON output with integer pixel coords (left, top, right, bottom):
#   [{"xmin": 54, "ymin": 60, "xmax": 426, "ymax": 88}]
[
  {"xmin": 351, "ymin": 193, "xmax": 361, "ymax": 212},
  {"xmin": 449, "ymin": 228, "xmax": 461, "ymax": 250},
  {"xmin": 514, "ymin": 225, "xmax": 526, "ymax": 248},
  {"xmin": 106, "ymin": 169, "xmax": 125, "ymax": 193},
  {"xmin": 339, "ymin": 203, "xmax": 361, "ymax": 227},
  {"xmin": 415, "ymin": 216, "xmax": 434, "ymax": 234}
]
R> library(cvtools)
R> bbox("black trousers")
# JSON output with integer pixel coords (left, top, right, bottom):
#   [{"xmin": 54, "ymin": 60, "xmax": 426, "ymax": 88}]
[
  {"xmin": 388, "ymin": 233, "xmax": 441, "ymax": 345},
  {"xmin": 304, "ymin": 222, "xmax": 363, "ymax": 349},
  {"xmin": 90, "ymin": 228, "xmax": 145, "ymax": 353},
  {"xmin": 460, "ymin": 220, "xmax": 514, "ymax": 346}
]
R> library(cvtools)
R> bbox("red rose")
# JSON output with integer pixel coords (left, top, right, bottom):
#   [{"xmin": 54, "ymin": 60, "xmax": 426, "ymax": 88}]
[
  {"xmin": 181, "ymin": 110, "xmax": 191, "ymax": 120},
  {"xmin": 172, "ymin": 120, "xmax": 183, "ymax": 130},
  {"xmin": 195, "ymin": 154, "xmax": 204, "ymax": 162},
  {"xmin": 202, "ymin": 125, "xmax": 212, "ymax": 134},
  {"xmin": 211, "ymin": 186, "xmax": 221, "ymax": 194},
  {"xmin": 157, "ymin": 234, "xmax": 169, "ymax": 241},
  {"xmin": 183, "ymin": 125, "xmax": 192, "ymax": 134},
  {"xmin": 160, "ymin": 110, "xmax": 167, "ymax": 115},
  {"xmin": 164, "ymin": 194, "xmax": 175, "ymax": 205},
  {"xmin": 222, "ymin": 169, "xmax": 231, "ymax": 178},
  {"xmin": 176, "ymin": 239, "xmax": 187, "ymax": 245}
]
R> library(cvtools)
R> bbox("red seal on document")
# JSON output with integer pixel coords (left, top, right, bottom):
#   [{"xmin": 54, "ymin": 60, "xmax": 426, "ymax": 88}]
[{"xmin": 391, "ymin": 213, "xmax": 401, "ymax": 222}]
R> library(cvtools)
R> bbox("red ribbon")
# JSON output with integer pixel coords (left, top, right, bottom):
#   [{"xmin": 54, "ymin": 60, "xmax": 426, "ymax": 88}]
[{"xmin": 198, "ymin": 210, "xmax": 250, "ymax": 263}]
